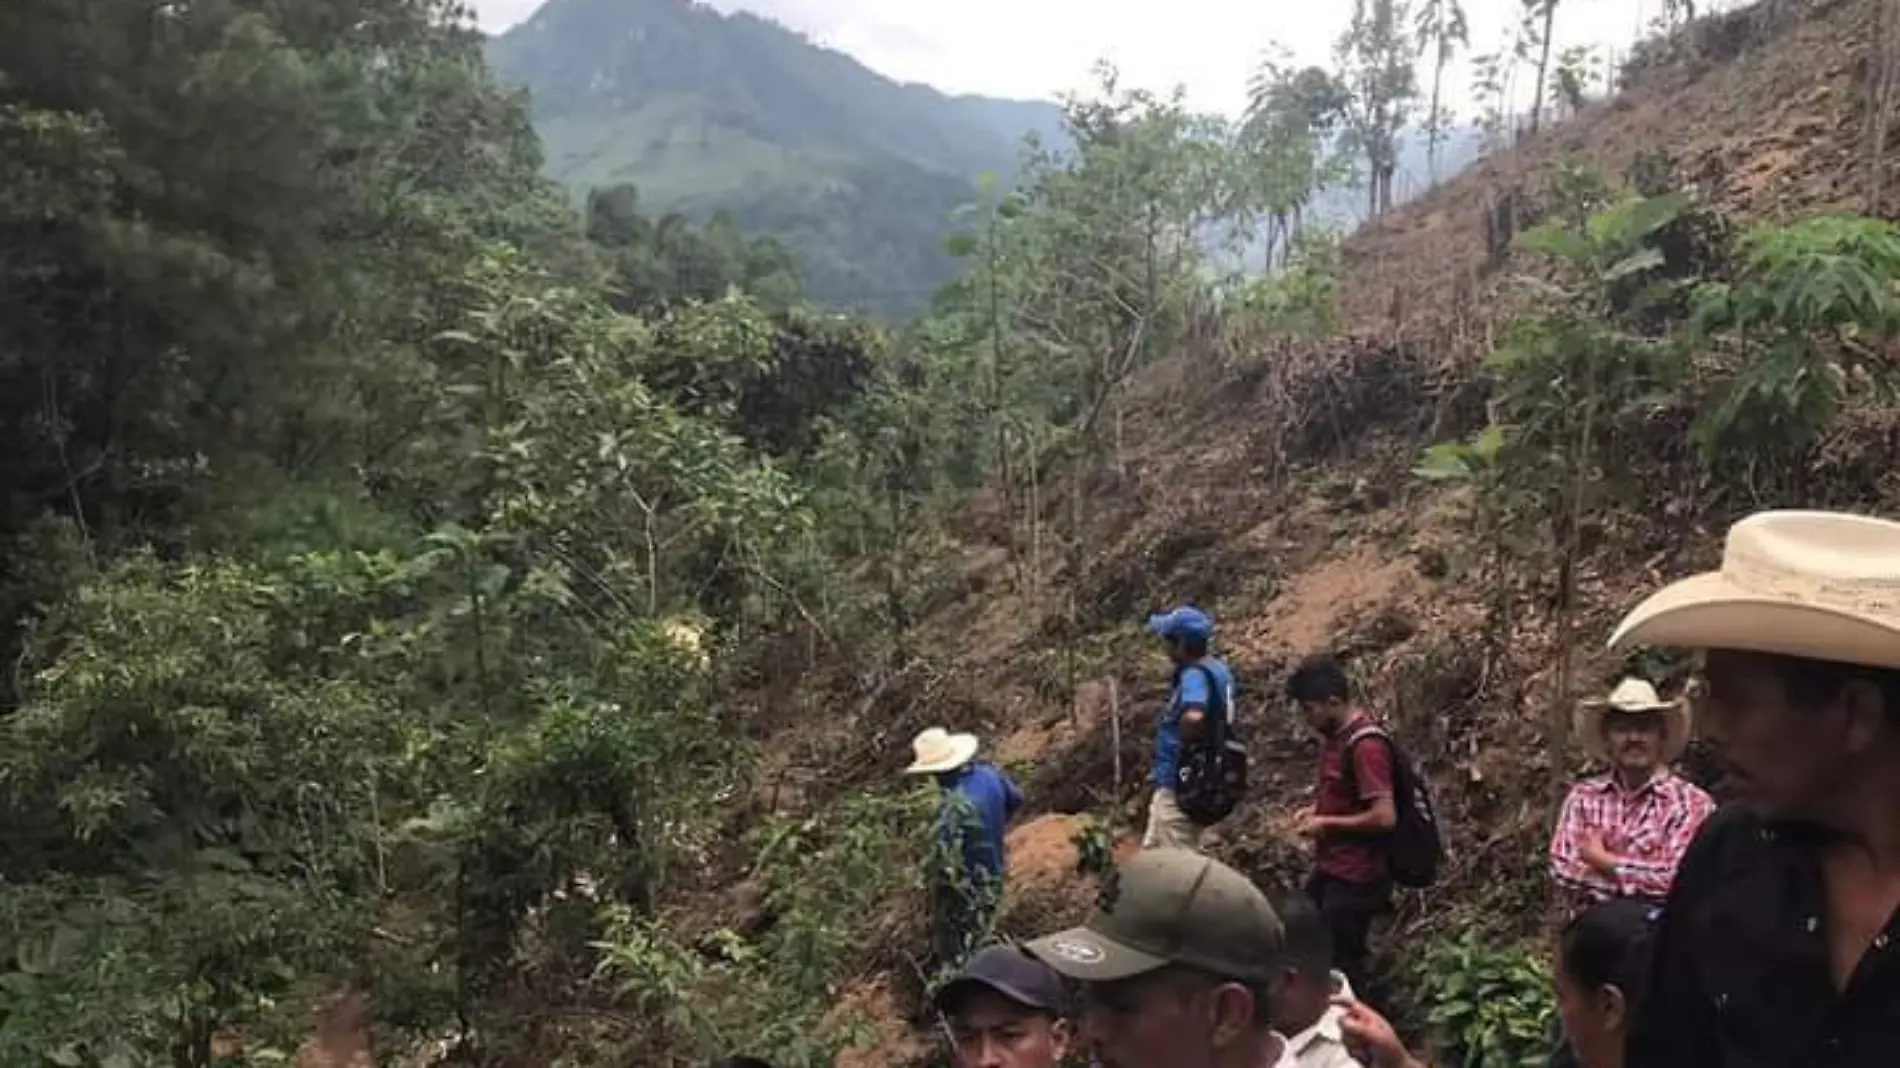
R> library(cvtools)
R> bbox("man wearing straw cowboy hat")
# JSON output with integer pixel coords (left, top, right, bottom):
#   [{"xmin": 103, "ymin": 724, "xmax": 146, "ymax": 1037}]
[
  {"xmin": 904, "ymin": 726, "xmax": 1023, "ymax": 971},
  {"xmin": 1547, "ymin": 677, "xmax": 1714, "ymax": 918},
  {"xmin": 1609, "ymin": 511, "xmax": 1900, "ymax": 1068}
]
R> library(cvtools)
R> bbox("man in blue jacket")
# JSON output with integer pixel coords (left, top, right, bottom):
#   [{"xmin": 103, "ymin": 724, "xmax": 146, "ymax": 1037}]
[
  {"xmin": 1143, "ymin": 605, "xmax": 1237, "ymax": 851},
  {"xmin": 904, "ymin": 726, "xmax": 1023, "ymax": 970}
]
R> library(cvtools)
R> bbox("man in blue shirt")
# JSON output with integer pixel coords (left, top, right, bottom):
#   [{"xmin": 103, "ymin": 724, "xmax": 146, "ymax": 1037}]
[
  {"xmin": 904, "ymin": 726, "xmax": 1023, "ymax": 970},
  {"xmin": 1143, "ymin": 605, "xmax": 1237, "ymax": 851}
]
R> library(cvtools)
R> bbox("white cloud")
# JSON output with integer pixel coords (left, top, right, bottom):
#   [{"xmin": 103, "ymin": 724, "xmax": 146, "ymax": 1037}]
[{"xmin": 472, "ymin": 0, "xmax": 1755, "ymax": 116}]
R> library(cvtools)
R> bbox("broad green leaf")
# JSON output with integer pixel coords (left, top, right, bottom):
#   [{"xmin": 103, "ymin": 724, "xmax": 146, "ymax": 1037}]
[
  {"xmin": 1604, "ymin": 247, "xmax": 1665, "ymax": 282},
  {"xmin": 1516, "ymin": 223, "xmax": 1590, "ymax": 263},
  {"xmin": 1471, "ymin": 422, "xmax": 1508, "ymax": 461},
  {"xmin": 1413, "ymin": 443, "xmax": 1474, "ymax": 481}
]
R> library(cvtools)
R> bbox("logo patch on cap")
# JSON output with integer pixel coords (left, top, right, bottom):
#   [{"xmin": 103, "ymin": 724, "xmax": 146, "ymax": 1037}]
[{"xmin": 1044, "ymin": 936, "xmax": 1106, "ymax": 964}]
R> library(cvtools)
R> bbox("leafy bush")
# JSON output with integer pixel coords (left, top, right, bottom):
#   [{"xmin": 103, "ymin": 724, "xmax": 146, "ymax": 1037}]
[
  {"xmin": 0, "ymin": 556, "xmax": 399, "ymax": 1065},
  {"xmin": 597, "ymin": 788, "xmax": 934, "ymax": 1068},
  {"xmin": 1224, "ymin": 231, "xmax": 1343, "ymax": 341},
  {"xmin": 1691, "ymin": 214, "xmax": 1900, "ymax": 460},
  {"xmin": 1415, "ymin": 933, "xmax": 1556, "ymax": 1068},
  {"xmin": 1070, "ymin": 816, "xmax": 1115, "ymax": 875}
]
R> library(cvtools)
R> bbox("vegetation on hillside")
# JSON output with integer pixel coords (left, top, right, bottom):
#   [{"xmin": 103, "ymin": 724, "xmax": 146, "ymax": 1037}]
[
  {"xmin": 485, "ymin": 0, "xmax": 1498, "ymax": 316},
  {"xmin": 5, "ymin": 1, "xmax": 1900, "ymax": 1067},
  {"xmin": 485, "ymin": 0, "xmax": 1066, "ymax": 318}
]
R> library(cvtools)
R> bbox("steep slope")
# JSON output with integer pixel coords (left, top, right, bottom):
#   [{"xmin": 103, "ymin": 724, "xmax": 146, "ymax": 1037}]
[
  {"xmin": 1335, "ymin": 0, "xmax": 1874, "ymax": 350},
  {"xmin": 745, "ymin": 1, "xmax": 1900, "ymax": 1062},
  {"xmin": 995, "ymin": 0, "xmax": 1890, "ymax": 926},
  {"xmin": 486, "ymin": 0, "xmax": 1065, "ymax": 316}
]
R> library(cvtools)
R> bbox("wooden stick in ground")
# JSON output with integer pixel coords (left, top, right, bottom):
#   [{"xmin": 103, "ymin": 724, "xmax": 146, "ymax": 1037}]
[{"xmin": 1108, "ymin": 677, "xmax": 1123, "ymax": 828}]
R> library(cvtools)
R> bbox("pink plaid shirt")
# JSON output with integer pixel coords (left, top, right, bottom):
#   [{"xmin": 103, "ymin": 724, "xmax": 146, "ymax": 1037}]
[{"xmin": 1548, "ymin": 769, "xmax": 1715, "ymax": 905}]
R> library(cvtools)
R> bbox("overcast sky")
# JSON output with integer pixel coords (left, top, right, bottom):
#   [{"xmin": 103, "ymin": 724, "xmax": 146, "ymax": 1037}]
[{"xmin": 470, "ymin": 0, "xmax": 1752, "ymax": 115}]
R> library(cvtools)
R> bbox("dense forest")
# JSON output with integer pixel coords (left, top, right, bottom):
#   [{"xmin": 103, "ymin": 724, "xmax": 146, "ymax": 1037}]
[{"xmin": 6, "ymin": 0, "xmax": 1900, "ymax": 1066}]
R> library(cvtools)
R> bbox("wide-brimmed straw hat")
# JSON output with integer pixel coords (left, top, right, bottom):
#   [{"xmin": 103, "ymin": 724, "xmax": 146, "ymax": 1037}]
[
  {"xmin": 1608, "ymin": 510, "xmax": 1900, "ymax": 669},
  {"xmin": 902, "ymin": 727, "xmax": 980, "ymax": 775},
  {"xmin": 1575, "ymin": 678, "xmax": 1691, "ymax": 763}
]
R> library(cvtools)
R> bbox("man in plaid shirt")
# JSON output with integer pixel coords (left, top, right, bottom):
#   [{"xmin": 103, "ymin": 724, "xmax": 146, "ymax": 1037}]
[{"xmin": 1548, "ymin": 677, "xmax": 1715, "ymax": 915}]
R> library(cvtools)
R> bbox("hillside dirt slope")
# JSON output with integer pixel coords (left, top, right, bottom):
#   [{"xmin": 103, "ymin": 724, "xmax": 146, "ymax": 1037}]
[
  {"xmin": 726, "ymin": 1, "xmax": 1900, "ymax": 1063},
  {"xmin": 1342, "ymin": 0, "xmax": 1876, "ymax": 348}
]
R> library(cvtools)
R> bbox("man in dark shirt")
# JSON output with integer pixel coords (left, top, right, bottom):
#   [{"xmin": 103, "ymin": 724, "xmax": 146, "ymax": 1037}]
[
  {"xmin": 1287, "ymin": 655, "xmax": 1396, "ymax": 994},
  {"xmin": 1608, "ymin": 510, "xmax": 1900, "ymax": 1068}
]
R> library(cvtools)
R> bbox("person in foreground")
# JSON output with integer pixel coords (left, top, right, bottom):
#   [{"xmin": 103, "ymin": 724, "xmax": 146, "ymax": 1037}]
[
  {"xmin": 1548, "ymin": 676, "xmax": 1714, "ymax": 918},
  {"xmin": 933, "ymin": 943, "xmax": 1073, "ymax": 1068},
  {"xmin": 1608, "ymin": 509, "xmax": 1900, "ymax": 1068},
  {"xmin": 1334, "ymin": 898, "xmax": 1658, "ymax": 1068},
  {"xmin": 1269, "ymin": 892, "xmax": 1364, "ymax": 1068},
  {"xmin": 1024, "ymin": 848, "xmax": 1299, "ymax": 1068}
]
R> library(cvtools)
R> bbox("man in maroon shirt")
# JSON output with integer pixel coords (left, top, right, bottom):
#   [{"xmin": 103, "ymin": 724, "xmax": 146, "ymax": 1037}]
[{"xmin": 1287, "ymin": 655, "xmax": 1396, "ymax": 992}]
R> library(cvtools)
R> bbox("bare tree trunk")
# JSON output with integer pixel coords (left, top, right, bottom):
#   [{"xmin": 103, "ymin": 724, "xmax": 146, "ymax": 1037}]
[
  {"xmin": 1864, "ymin": 0, "xmax": 1900, "ymax": 212},
  {"xmin": 1427, "ymin": 51, "xmax": 1448, "ymax": 183},
  {"xmin": 1552, "ymin": 383, "xmax": 1595, "ymax": 803},
  {"xmin": 1531, "ymin": 0, "xmax": 1558, "ymax": 134},
  {"xmin": 1114, "ymin": 397, "xmax": 1127, "ymax": 479},
  {"xmin": 1028, "ymin": 433, "xmax": 1042, "ymax": 609}
]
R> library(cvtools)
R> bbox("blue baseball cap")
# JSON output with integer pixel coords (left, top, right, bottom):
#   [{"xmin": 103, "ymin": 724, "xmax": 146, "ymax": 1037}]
[{"xmin": 1146, "ymin": 605, "xmax": 1213, "ymax": 642}]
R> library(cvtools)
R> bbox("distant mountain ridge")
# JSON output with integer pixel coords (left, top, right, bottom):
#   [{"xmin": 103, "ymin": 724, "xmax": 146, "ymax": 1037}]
[{"xmin": 487, "ymin": 0, "xmax": 1066, "ymax": 316}]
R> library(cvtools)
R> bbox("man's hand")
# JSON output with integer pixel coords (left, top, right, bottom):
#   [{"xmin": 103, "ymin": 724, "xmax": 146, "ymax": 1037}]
[
  {"xmin": 1179, "ymin": 707, "xmax": 1207, "ymax": 739},
  {"xmin": 1295, "ymin": 807, "xmax": 1329, "ymax": 838},
  {"xmin": 1336, "ymin": 997, "xmax": 1426, "ymax": 1068},
  {"xmin": 1580, "ymin": 828, "xmax": 1620, "ymax": 877}
]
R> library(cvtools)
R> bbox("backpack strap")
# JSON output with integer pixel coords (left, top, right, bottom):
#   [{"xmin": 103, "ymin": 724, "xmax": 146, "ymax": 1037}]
[
  {"xmin": 1173, "ymin": 662, "xmax": 1231, "ymax": 747},
  {"xmin": 1340, "ymin": 721, "xmax": 1392, "ymax": 803}
]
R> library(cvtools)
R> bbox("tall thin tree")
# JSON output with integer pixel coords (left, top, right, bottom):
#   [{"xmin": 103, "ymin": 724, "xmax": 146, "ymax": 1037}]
[
  {"xmin": 1525, "ymin": 0, "xmax": 1560, "ymax": 134},
  {"xmin": 1414, "ymin": 0, "xmax": 1469, "ymax": 183},
  {"xmin": 1337, "ymin": 0, "xmax": 1419, "ymax": 216}
]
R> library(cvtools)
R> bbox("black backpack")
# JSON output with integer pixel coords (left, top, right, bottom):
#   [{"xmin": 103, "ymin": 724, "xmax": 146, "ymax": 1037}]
[
  {"xmin": 1343, "ymin": 722, "xmax": 1445, "ymax": 888},
  {"xmin": 1172, "ymin": 663, "xmax": 1248, "ymax": 826}
]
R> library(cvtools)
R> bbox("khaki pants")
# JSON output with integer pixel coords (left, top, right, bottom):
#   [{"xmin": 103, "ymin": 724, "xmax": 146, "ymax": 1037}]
[{"xmin": 1141, "ymin": 788, "xmax": 1204, "ymax": 851}]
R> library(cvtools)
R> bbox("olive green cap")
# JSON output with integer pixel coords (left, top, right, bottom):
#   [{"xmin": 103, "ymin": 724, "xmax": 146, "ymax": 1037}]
[{"xmin": 1023, "ymin": 849, "xmax": 1285, "ymax": 984}]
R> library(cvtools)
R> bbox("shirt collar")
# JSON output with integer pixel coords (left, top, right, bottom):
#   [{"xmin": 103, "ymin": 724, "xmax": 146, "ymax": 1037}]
[
  {"xmin": 1285, "ymin": 971, "xmax": 1353, "ymax": 1054},
  {"xmin": 1589, "ymin": 767, "xmax": 1671, "ymax": 797},
  {"xmin": 1264, "ymin": 1031, "xmax": 1301, "ymax": 1068},
  {"xmin": 1327, "ymin": 710, "xmax": 1373, "ymax": 739}
]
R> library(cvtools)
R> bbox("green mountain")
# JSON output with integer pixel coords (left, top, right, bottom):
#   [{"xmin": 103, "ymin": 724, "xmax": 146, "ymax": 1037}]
[{"xmin": 486, "ymin": 0, "xmax": 1065, "ymax": 317}]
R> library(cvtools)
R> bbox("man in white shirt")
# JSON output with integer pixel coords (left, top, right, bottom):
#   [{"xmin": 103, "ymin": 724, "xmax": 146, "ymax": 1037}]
[
  {"xmin": 1023, "ymin": 849, "xmax": 1300, "ymax": 1068},
  {"xmin": 1269, "ymin": 892, "xmax": 1364, "ymax": 1068}
]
